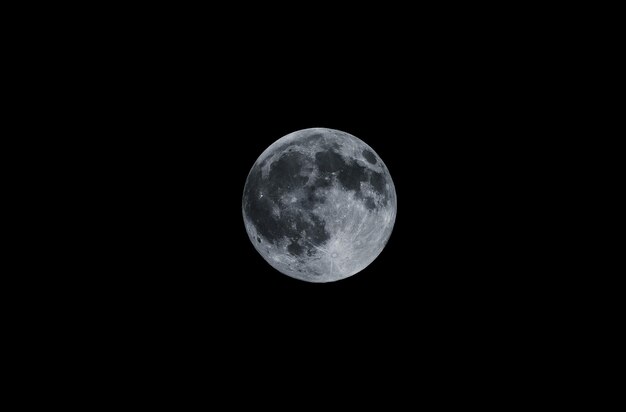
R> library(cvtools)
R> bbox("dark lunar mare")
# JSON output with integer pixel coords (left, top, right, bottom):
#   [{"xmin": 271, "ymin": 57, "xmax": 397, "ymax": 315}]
[
  {"xmin": 315, "ymin": 147, "xmax": 389, "ymax": 204},
  {"xmin": 243, "ymin": 151, "xmax": 331, "ymax": 258},
  {"xmin": 362, "ymin": 149, "xmax": 377, "ymax": 164},
  {"xmin": 364, "ymin": 197, "xmax": 376, "ymax": 210},
  {"xmin": 337, "ymin": 160, "xmax": 368, "ymax": 194},
  {"xmin": 315, "ymin": 149, "xmax": 344, "ymax": 174},
  {"xmin": 267, "ymin": 152, "xmax": 309, "ymax": 195},
  {"xmin": 369, "ymin": 169, "xmax": 389, "ymax": 205}
]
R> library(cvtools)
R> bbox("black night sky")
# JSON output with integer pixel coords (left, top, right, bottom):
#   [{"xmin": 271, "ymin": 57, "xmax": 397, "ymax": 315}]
[
  {"xmin": 111, "ymin": 64, "xmax": 535, "ymax": 337},
  {"xmin": 4, "ymin": 1, "xmax": 584, "ymax": 403},
  {"xmin": 87, "ymin": 14, "xmax": 552, "ymax": 372}
]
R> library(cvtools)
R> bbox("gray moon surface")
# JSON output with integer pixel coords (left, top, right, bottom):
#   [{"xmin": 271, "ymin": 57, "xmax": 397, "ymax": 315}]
[{"xmin": 242, "ymin": 128, "xmax": 397, "ymax": 282}]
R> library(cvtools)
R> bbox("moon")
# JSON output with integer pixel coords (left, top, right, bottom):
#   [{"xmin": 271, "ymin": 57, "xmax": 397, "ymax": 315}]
[{"xmin": 242, "ymin": 128, "xmax": 397, "ymax": 282}]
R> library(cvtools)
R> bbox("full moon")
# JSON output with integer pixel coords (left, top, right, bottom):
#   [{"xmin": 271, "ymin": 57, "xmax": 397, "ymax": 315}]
[{"xmin": 242, "ymin": 128, "xmax": 397, "ymax": 282}]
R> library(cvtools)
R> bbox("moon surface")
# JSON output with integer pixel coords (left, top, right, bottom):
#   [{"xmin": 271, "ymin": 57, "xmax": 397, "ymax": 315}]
[{"xmin": 242, "ymin": 128, "xmax": 397, "ymax": 282}]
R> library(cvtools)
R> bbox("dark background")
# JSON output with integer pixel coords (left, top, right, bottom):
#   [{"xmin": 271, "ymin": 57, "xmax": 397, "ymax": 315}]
[
  {"xmin": 103, "ymin": 51, "xmax": 538, "ymax": 338},
  {"xmin": 71, "ymin": 9, "xmax": 562, "ymax": 374},
  {"xmin": 17, "ymin": 5, "xmax": 590, "ymax": 400}
]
